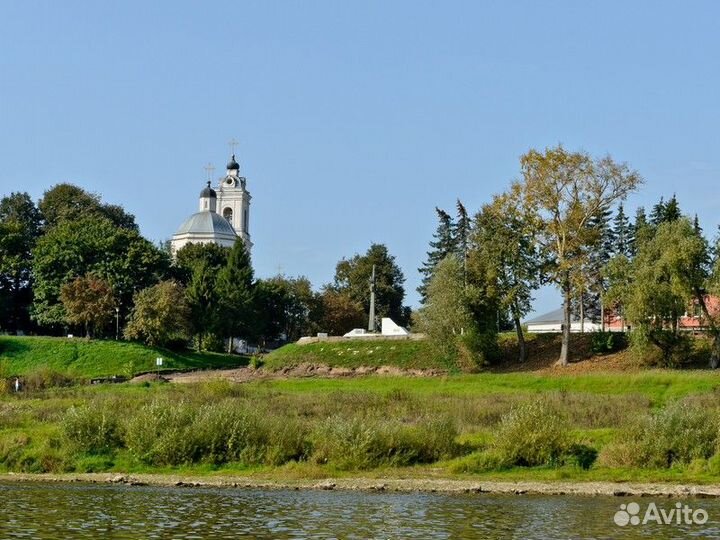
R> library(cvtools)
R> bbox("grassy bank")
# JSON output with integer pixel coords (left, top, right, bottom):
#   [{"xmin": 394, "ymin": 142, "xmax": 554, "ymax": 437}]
[
  {"xmin": 2, "ymin": 370, "xmax": 720, "ymax": 484},
  {"xmin": 0, "ymin": 336, "xmax": 246, "ymax": 379}
]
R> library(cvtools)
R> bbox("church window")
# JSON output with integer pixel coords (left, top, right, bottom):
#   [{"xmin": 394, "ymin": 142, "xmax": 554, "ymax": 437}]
[{"xmin": 223, "ymin": 207, "xmax": 233, "ymax": 222}]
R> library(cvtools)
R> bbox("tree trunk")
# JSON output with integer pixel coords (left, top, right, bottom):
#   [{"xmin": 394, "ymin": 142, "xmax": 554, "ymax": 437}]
[
  {"xmin": 558, "ymin": 274, "xmax": 571, "ymax": 366},
  {"xmin": 514, "ymin": 315, "xmax": 526, "ymax": 363},
  {"xmin": 710, "ymin": 334, "xmax": 720, "ymax": 369},
  {"xmin": 601, "ymin": 302, "xmax": 605, "ymax": 332},
  {"xmin": 579, "ymin": 293, "xmax": 585, "ymax": 333}
]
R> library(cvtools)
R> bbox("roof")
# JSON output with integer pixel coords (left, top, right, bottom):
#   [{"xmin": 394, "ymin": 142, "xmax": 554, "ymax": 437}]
[
  {"xmin": 524, "ymin": 308, "xmax": 594, "ymax": 326},
  {"xmin": 174, "ymin": 211, "xmax": 237, "ymax": 237}
]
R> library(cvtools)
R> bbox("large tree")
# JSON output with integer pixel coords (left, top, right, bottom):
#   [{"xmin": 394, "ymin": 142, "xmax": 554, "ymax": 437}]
[
  {"xmin": 32, "ymin": 216, "xmax": 169, "ymax": 330},
  {"xmin": 517, "ymin": 146, "xmax": 642, "ymax": 365},
  {"xmin": 60, "ymin": 274, "xmax": 116, "ymax": 337},
  {"xmin": 216, "ymin": 240, "xmax": 255, "ymax": 350},
  {"xmin": 470, "ymin": 192, "xmax": 541, "ymax": 362},
  {"xmin": 39, "ymin": 183, "xmax": 137, "ymax": 230},
  {"xmin": 175, "ymin": 243, "xmax": 229, "ymax": 350},
  {"xmin": 333, "ymin": 243, "xmax": 410, "ymax": 326},
  {"xmin": 0, "ymin": 193, "xmax": 43, "ymax": 333},
  {"xmin": 256, "ymin": 275, "xmax": 322, "ymax": 342},
  {"xmin": 418, "ymin": 208, "xmax": 455, "ymax": 303},
  {"xmin": 317, "ymin": 288, "xmax": 366, "ymax": 336},
  {"xmin": 607, "ymin": 218, "xmax": 706, "ymax": 366},
  {"xmin": 124, "ymin": 280, "xmax": 191, "ymax": 347}
]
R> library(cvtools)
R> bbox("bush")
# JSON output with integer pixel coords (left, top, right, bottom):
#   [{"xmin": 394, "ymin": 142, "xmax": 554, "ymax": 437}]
[
  {"xmin": 62, "ymin": 405, "xmax": 123, "ymax": 454},
  {"xmin": 599, "ymin": 402, "xmax": 719, "ymax": 469},
  {"xmin": 310, "ymin": 414, "xmax": 460, "ymax": 470},
  {"xmin": 591, "ymin": 331, "xmax": 627, "ymax": 355},
  {"xmin": 493, "ymin": 401, "xmax": 571, "ymax": 467},
  {"xmin": 24, "ymin": 368, "xmax": 78, "ymax": 391}
]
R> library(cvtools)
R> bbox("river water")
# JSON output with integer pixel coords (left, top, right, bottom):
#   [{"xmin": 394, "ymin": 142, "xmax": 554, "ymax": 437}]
[{"xmin": 1, "ymin": 482, "xmax": 720, "ymax": 539}]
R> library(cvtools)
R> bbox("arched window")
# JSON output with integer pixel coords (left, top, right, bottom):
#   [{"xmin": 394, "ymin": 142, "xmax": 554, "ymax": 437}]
[{"xmin": 223, "ymin": 207, "xmax": 233, "ymax": 223}]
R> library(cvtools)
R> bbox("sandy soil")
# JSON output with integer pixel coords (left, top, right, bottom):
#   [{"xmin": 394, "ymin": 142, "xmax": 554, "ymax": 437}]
[{"xmin": 2, "ymin": 473, "xmax": 720, "ymax": 497}]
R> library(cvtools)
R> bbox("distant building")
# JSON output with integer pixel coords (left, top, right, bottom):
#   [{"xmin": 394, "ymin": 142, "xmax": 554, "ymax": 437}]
[
  {"xmin": 524, "ymin": 308, "xmax": 601, "ymax": 334},
  {"xmin": 170, "ymin": 154, "xmax": 252, "ymax": 256}
]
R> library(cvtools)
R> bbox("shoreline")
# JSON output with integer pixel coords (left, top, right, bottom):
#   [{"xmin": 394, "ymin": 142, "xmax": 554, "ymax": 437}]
[{"xmin": 2, "ymin": 473, "xmax": 720, "ymax": 498}]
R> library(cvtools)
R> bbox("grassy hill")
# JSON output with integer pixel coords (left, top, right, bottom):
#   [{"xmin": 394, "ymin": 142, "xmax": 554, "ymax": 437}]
[
  {"xmin": 0, "ymin": 336, "xmax": 246, "ymax": 379},
  {"xmin": 263, "ymin": 333, "xmax": 617, "ymax": 372}
]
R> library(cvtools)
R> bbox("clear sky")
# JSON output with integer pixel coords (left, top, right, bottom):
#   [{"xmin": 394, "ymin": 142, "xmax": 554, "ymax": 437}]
[{"xmin": 1, "ymin": 1, "xmax": 719, "ymax": 315}]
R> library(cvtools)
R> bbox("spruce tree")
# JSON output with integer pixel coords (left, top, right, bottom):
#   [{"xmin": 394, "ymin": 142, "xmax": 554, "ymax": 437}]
[
  {"xmin": 612, "ymin": 203, "xmax": 632, "ymax": 258},
  {"xmin": 630, "ymin": 206, "xmax": 649, "ymax": 256},
  {"xmin": 417, "ymin": 208, "xmax": 456, "ymax": 302},
  {"xmin": 664, "ymin": 194, "xmax": 681, "ymax": 223},
  {"xmin": 216, "ymin": 240, "xmax": 256, "ymax": 350},
  {"xmin": 650, "ymin": 196, "xmax": 666, "ymax": 226},
  {"xmin": 453, "ymin": 200, "xmax": 471, "ymax": 285}
]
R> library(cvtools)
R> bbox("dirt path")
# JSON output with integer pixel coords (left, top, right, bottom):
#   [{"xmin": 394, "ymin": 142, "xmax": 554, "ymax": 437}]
[{"xmin": 135, "ymin": 363, "xmax": 447, "ymax": 384}]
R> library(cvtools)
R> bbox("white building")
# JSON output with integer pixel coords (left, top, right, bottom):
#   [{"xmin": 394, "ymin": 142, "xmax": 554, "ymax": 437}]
[
  {"xmin": 524, "ymin": 308, "xmax": 601, "ymax": 334},
  {"xmin": 171, "ymin": 154, "xmax": 252, "ymax": 255}
]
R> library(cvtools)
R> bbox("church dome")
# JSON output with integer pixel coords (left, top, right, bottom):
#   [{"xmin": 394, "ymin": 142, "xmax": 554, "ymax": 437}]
[
  {"xmin": 226, "ymin": 154, "xmax": 239, "ymax": 171},
  {"xmin": 200, "ymin": 181, "xmax": 216, "ymax": 198},
  {"xmin": 175, "ymin": 211, "xmax": 237, "ymax": 237}
]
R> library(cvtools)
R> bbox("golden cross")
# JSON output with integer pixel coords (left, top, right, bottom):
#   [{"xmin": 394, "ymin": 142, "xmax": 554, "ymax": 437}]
[{"xmin": 203, "ymin": 163, "xmax": 215, "ymax": 181}]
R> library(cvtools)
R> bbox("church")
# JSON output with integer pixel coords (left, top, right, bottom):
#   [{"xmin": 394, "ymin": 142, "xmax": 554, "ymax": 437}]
[{"xmin": 171, "ymin": 154, "xmax": 252, "ymax": 255}]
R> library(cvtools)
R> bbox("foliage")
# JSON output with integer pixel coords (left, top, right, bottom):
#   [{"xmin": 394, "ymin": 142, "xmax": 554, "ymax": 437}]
[
  {"xmin": 516, "ymin": 145, "xmax": 642, "ymax": 365},
  {"xmin": 215, "ymin": 239, "xmax": 255, "ymax": 347},
  {"xmin": 60, "ymin": 275, "xmax": 116, "ymax": 337},
  {"xmin": 416, "ymin": 256, "xmax": 479, "ymax": 366},
  {"xmin": 418, "ymin": 208, "xmax": 456, "ymax": 303},
  {"xmin": 316, "ymin": 288, "xmax": 366, "ymax": 336},
  {"xmin": 62, "ymin": 404, "xmax": 123, "ymax": 454},
  {"xmin": 256, "ymin": 275, "xmax": 322, "ymax": 342},
  {"xmin": 590, "ymin": 331, "xmax": 627, "ymax": 355},
  {"xmin": 333, "ymin": 243, "xmax": 410, "ymax": 326},
  {"xmin": 600, "ymin": 402, "xmax": 720, "ymax": 468},
  {"xmin": 39, "ymin": 183, "xmax": 137, "ymax": 230},
  {"xmin": 469, "ymin": 193, "xmax": 540, "ymax": 361},
  {"xmin": 492, "ymin": 400, "xmax": 571, "ymax": 467},
  {"xmin": 0, "ymin": 192, "xmax": 42, "ymax": 332},
  {"xmin": 32, "ymin": 216, "xmax": 170, "ymax": 329},
  {"xmin": 124, "ymin": 280, "xmax": 191, "ymax": 347}
]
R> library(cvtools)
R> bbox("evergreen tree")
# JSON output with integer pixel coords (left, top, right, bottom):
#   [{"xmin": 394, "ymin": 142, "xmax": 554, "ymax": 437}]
[
  {"xmin": 453, "ymin": 200, "xmax": 471, "ymax": 284},
  {"xmin": 216, "ymin": 240, "xmax": 256, "ymax": 350},
  {"xmin": 612, "ymin": 203, "xmax": 632, "ymax": 258},
  {"xmin": 650, "ymin": 196, "xmax": 666, "ymax": 226},
  {"xmin": 664, "ymin": 194, "xmax": 681, "ymax": 223},
  {"xmin": 417, "ymin": 208, "xmax": 455, "ymax": 302},
  {"xmin": 630, "ymin": 206, "xmax": 649, "ymax": 256}
]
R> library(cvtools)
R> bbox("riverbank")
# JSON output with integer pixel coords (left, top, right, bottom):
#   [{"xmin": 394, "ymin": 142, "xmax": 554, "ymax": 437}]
[{"xmin": 3, "ymin": 472, "xmax": 720, "ymax": 497}]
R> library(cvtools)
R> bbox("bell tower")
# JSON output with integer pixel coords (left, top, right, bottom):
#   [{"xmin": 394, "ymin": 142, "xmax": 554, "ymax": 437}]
[{"xmin": 216, "ymin": 153, "xmax": 252, "ymax": 250}]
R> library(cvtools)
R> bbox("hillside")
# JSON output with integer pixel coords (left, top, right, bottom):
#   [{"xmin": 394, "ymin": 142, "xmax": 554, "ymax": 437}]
[
  {"xmin": 0, "ymin": 336, "xmax": 246, "ymax": 379},
  {"xmin": 263, "ymin": 333, "xmax": 629, "ymax": 373}
]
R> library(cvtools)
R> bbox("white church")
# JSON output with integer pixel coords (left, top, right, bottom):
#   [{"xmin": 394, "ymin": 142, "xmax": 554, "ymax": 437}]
[{"xmin": 171, "ymin": 154, "xmax": 252, "ymax": 255}]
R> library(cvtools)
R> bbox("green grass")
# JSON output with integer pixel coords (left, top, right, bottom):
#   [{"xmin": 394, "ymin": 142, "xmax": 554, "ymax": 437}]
[
  {"xmin": 0, "ymin": 336, "xmax": 247, "ymax": 379},
  {"xmin": 263, "ymin": 339, "xmax": 443, "ymax": 370}
]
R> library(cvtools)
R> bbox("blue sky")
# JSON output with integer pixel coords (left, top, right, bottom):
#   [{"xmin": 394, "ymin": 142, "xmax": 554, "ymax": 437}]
[{"xmin": 1, "ymin": 1, "xmax": 719, "ymax": 314}]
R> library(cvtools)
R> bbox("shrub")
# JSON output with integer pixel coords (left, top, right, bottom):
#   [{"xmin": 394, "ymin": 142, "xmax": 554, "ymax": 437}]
[
  {"xmin": 599, "ymin": 402, "xmax": 719, "ymax": 469},
  {"xmin": 591, "ymin": 331, "xmax": 627, "ymax": 355},
  {"xmin": 24, "ymin": 368, "xmax": 78, "ymax": 391},
  {"xmin": 493, "ymin": 400, "xmax": 571, "ymax": 467},
  {"xmin": 62, "ymin": 405, "xmax": 123, "ymax": 454},
  {"xmin": 310, "ymin": 414, "xmax": 460, "ymax": 470}
]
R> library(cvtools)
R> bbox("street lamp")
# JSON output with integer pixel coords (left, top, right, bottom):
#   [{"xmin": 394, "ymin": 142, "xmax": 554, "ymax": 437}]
[{"xmin": 115, "ymin": 307, "xmax": 120, "ymax": 340}]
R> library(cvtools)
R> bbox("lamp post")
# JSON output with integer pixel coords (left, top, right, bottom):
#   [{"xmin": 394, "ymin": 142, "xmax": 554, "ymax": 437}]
[{"xmin": 115, "ymin": 307, "xmax": 120, "ymax": 340}]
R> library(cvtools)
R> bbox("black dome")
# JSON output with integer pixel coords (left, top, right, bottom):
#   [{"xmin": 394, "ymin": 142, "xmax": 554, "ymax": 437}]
[
  {"xmin": 227, "ymin": 154, "xmax": 239, "ymax": 170},
  {"xmin": 200, "ymin": 181, "xmax": 216, "ymax": 198}
]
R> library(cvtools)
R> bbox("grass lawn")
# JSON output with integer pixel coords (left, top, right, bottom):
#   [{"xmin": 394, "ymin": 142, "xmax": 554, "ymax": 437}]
[{"xmin": 0, "ymin": 336, "xmax": 247, "ymax": 379}]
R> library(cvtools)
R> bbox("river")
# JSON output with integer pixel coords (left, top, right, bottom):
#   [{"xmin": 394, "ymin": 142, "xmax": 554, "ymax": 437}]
[{"xmin": 1, "ymin": 482, "xmax": 719, "ymax": 539}]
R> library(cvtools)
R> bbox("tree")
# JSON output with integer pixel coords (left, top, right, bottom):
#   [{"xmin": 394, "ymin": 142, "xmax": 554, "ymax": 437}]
[
  {"xmin": 469, "ymin": 193, "xmax": 540, "ymax": 362},
  {"xmin": 32, "ymin": 216, "xmax": 169, "ymax": 330},
  {"xmin": 517, "ymin": 145, "xmax": 642, "ymax": 365},
  {"xmin": 416, "ymin": 256, "xmax": 478, "ymax": 366},
  {"xmin": 579, "ymin": 203, "xmax": 615, "ymax": 328},
  {"xmin": 39, "ymin": 183, "xmax": 137, "ymax": 230},
  {"xmin": 607, "ymin": 219, "xmax": 704, "ymax": 366},
  {"xmin": 333, "ymin": 243, "xmax": 410, "ymax": 326},
  {"xmin": 453, "ymin": 200, "xmax": 471, "ymax": 285},
  {"xmin": 176, "ymin": 243, "xmax": 230, "ymax": 350},
  {"xmin": 124, "ymin": 281, "xmax": 191, "ymax": 347},
  {"xmin": 0, "ymin": 193, "xmax": 43, "ymax": 332},
  {"xmin": 418, "ymin": 208, "xmax": 456, "ymax": 303},
  {"xmin": 257, "ymin": 275, "xmax": 322, "ymax": 342},
  {"xmin": 60, "ymin": 275, "xmax": 115, "ymax": 337},
  {"xmin": 317, "ymin": 288, "xmax": 366, "ymax": 336},
  {"xmin": 216, "ymin": 240, "xmax": 255, "ymax": 350},
  {"xmin": 612, "ymin": 203, "xmax": 632, "ymax": 258},
  {"xmin": 631, "ymin": 206, "xmax": 650, "ymax": 256}
]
